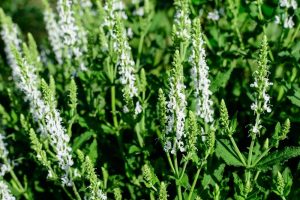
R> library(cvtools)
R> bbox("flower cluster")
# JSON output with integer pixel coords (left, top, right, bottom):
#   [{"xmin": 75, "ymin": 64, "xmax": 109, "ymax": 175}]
[
  {"xmin": 207, "ymin": 10, "xmax": 220, "ymax": 21},
  {"xmin": 275, "ymin": 0, "xmax": 297, "ymax": 29},
  {"xmin": 57, "ymin": 0, "xmax": 78, "ymax": 46},
  {"xmin": 1, "ymin": 11, "xmax": 74, "ymax": 187},
  {"xmin": 250, "ymin": 36, "xmax": 272, "ymax": 135},
  {"xmin": 189, "ymin": 19, "xmax": 214, "ymax": 123},
  {"xmin": 113, "ymin": 19, "xmax": 141, "ymax": 114},
  {"xmin": 164, "ymin": 51, "xmax": 187, "ymax": 154},
  {"xmin": 0, "ymin": 133, "xmax": 11, "ymax": 177},
  {"xmin": 42, "ymin": 0, "xmax": 87, "ymax": 70},
  {"xmin": 0, "ymin": 180, "xmax": 15, "ymax": 200},
  {"xmin": 103, "ymin": 0, "xmax": 127, "ymax": 37},
  {"xmin": 173, "ymin": 0, "xmax": 191, "ymax": 43},
  {"xmin": 279, "ymin": 0, "xmax": 297, "ymax": 9},
  {"xmin": 0, "ymin": 10, "xmax": 21, "ymax": 79},
  {"xmin": 0, "ymin": 10, "xmax": 48, "ymax": 129},
  {"xmin": 43, "ymin": 2, "xmax": 64, "ymax": 64}
]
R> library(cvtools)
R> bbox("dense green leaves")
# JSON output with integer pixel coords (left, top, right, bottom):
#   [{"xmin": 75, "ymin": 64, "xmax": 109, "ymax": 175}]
[{"xmin": 256, "ymin": 147, "xmax": 300, "ymax": 170}]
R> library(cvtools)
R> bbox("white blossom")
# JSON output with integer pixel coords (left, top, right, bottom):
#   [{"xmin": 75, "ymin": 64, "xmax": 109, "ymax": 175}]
[
  {"xmin": 249, "ymin": 36, "xmax": 272, "ymax": 135},
  {"xmin": 56, "ymin": 0, "xmax": 88, "ymax": 70},
  {"xmin": 173, "ymin": 0, "xmax": 191, "ymax": 41},
  {"xmin": 207, "ymin": 10, "xmax": 220, "ymax": 21},
  {"xmin": 275, "ymin": 15, "xmax": 281, "ymax": 24},
  {"xmin": 1, "ymin": 16, "xmax": 74, "ymax": 186},
  {"xmin": 89, "ymin": 189, "xmax": 107, "ymax": 200},
  {"xmin": 189, "ymin": 20, "xmax": 214, "ymax": 123},
  {"xmin": 133, "ymin": 7, "xmax": 144, "ymax": 17},
  {"xmin": 0, "ymin": 181, "xmax": 15, "ymax": 200},
  {"xmin": 135, "ymin": 101, "xmax": 142, "ymax": 115},
  {"xmin": 0, "ymin": 134, "xmax": 9, "ymax": 159},
  {"xmin": 280, "ymin": 0, "xmax": 297, "ymax": 9},
  {"xmin": 43, "ymin": 8, "xmax": 64, "ymax": 64},
  {"xmin": 284, "ymin": 16, "xmax": 295, "ymax": 28},
  {"xmin": 165, "ymin": 51, "xmax": 187, "ymax": 154},
  {"xmin": 103, "ymin": 0, "xmax": 127, "ymax": 37}
]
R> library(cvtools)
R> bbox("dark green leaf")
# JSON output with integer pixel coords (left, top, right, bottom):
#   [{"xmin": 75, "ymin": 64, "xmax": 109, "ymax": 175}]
[
  {"xmin": 215, "ymin": 139, "xmax": 244, "ymax": 167},
  {"xmin": 256, "ymin": 147, "xmax": 300, "ymax": 170}
]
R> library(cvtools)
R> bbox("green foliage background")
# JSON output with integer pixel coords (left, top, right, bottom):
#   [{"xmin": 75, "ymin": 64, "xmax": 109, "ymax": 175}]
[{"xmin": 0, "ymin": 0, "xmax": 300, "ymax": 199}]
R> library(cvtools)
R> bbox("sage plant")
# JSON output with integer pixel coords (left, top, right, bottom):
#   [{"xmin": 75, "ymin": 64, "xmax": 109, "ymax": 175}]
[{"xmin": 0, "ymin": 0, "xmax": 300, "ymax": 199}]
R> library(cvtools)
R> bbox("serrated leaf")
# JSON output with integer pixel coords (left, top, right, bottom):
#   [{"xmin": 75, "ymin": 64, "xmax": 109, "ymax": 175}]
[
  {"xmin": 215, "ymin": 139, "xmax": 244, "ymax": 167},
  {"xmin": 287, "ymin": 95, "xmax": 300, "ymax": 107},
  {"xmin": 256, "ymin": 147, "xmax": 300, "ymax": 170},
  {"xmin": 211, "ymin": 65, "xmax": 234, "ymax": 93},
  {"xmin": 72, "ymin": 131, "xmax": 95, "ymax": 151},
  {"xmin": 88, "ymin": 139, "xmax": 98, "ymax": 165}
]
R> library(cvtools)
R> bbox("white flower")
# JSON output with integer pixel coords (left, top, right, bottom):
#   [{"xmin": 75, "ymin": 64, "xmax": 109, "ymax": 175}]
[
  {"xmin": 163, "ymin": 140, "xmax": 172, "ymax": 152},
  {"xmin": 279, "ymin": 0, "xmax": 297, "ymax": 9},
  {"xmin": 134, "ymin": 101, "xmax": 142, "ymax": 115},
  {"xmin": 275, "ymin": 15, "xmax": 281, "ymax": 24},
  {"xmin": 0, "ymin": 181, "xmax": 16, "ymax": 200},
  {"xmin": 56, "ymin": 0, "xmax": 88, "ymax": 70},
  {"xmin": 251, "ymin": 101, "xmax": 258, "ymax": 112},
  {"xmin": 189, "ymin": 21, "xmax": 214, "ymax": 123},
  {"xmin": 43, "ymin": 7, "xmax": 64, "ymax": 64},
  {"xmin": 0, "ymin": 134, "xmax": 9, "ymax": 159},
  {"xmin": 291, "ymin": 0, "xmax": 297, "ymax": 9},
  {"xmin": 165, "ymin": 52, "xmax": 187, "ymax": 154},
  {"xmin": 123, "ymin": 106, "xmax": 129, "ymax": 113},
  {"xmin": 127, "ymin": 27, "xmax": 133, "ymax": 38},
  {"xmin": 132, "ymin": 0, "xmax": 141, "ymax": 4},
  {"xmin": 133, "ymin": 7, "xmax": 144, "ymax": 17},
  {"xmin": 207, "ymin": 10, "xmax": 220, "ymax": 21},
  {"xmin": 284, "ymin": 16, "xmax": 294, "ymax": 29},
  {"xmin": 173, "ymin": 0, "xmax": 191, "ymax": 41},
  {"xmin": 0, "ymin": 163, "xmax": 11, "ymax": 176},
  {"xmin": 1, "ymin": 11, "xmax": 74, "ymax": 187},
  {"xmin": 280, "ymin": 0, "xmax": 290, "ymax": 7},
  {"xmin": 61, "ymin": 174, "xmax": 73, "ymax": 187}
]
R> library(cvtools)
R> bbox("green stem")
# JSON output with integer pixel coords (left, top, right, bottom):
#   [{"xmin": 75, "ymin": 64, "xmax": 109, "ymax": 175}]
[
  {"xmin": 72, "ymin": 183, "xmax": 82, "ymax": 200},
  {"xmin": 252, "ymin": 147, "xmax": 271, "ymax": 167},
  {"xmin": 173, "ymin": 152, "xmax": 182, "ymax": 200},
  {"xmin": 235, "ymin": 27, "xmax": 245, "ymax": 50},
  {"xmin": 177, "ymin": 185, "xmax": 183, "ymax": 200},
  {"xmin": 229, "ymin": 136, "xmax": 247, "ymax": 166},
  {"xmin": 166, "ymin": 153, "xmax": 176, "ymax": 175},
  {"xmin": 111, "ymin": 85, "xmax": 118, "ymax": 128},
  {"xmin": 289, "ymin": 23, "xmax": 300, "ymax": 47},
  {"xmin": 8, "ymin": 166, "xmax": 30, "ymax": 200},
  {"xmin": 63, "ymin": 187, "xmax": 75, "ymax": 200},
  {"xmin": 247, "ymin": 135, "xmax": 256, "ymax": 167},
  {"xmin": 179, "ymin": 160, "xmax": 188, "ymax": 180},
  {"xmin": 187, "ymin": 164, "xmax": 203, "ymax": 200},
  {"xmin": 136, "ymin": 33, "xmax": 145, "ymax": 69},
  {"xmin": 136, "ymin": 129, "xmax": 144, "ymax": 148},
  {"xmin": 173, "ymin": 153, "xmax": 179, "ymax": 176}
]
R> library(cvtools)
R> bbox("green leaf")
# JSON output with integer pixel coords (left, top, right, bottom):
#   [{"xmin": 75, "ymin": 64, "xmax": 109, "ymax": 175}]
[
  {"xmin": 256, "ymin": 147, "xmax": 300, "ymax": 170},
  {"xmin": 88, "ymin": 139, "xmax": 98, "ymax": 165},
  {"xmin": 176, "ymin": 173, "xmax": 190, "ymax": 189},
  {"xmin": 215, "ymin": 139, "xmax": 244, "ymax": 167},
  {"xmin": 211, "ymin": 65, "xmax": 235, "ymax": 93},
  {"xmin": 287, "ymin": 95, "xmax": 300, "ymax": 107},
  {"xmin": 72, "ymin": 131, "xmax": 95, "ymax": 151}
]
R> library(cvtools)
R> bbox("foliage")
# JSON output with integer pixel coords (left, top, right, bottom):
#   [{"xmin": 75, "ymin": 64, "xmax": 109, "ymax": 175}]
[{"xmin": 0, "ymin": 0, "xmax": 300, "ymax": 199}]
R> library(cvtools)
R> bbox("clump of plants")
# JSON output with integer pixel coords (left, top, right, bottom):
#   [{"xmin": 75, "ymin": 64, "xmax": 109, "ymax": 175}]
[{"xmin": 0, "ymin": 0, "xmax": 300, "ymax": 199}]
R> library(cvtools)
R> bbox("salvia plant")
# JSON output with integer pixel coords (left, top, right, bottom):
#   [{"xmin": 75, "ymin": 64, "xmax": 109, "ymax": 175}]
[{"xmin": 0, "ymin": 0, "xmax": 300, "ymax": 199}]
